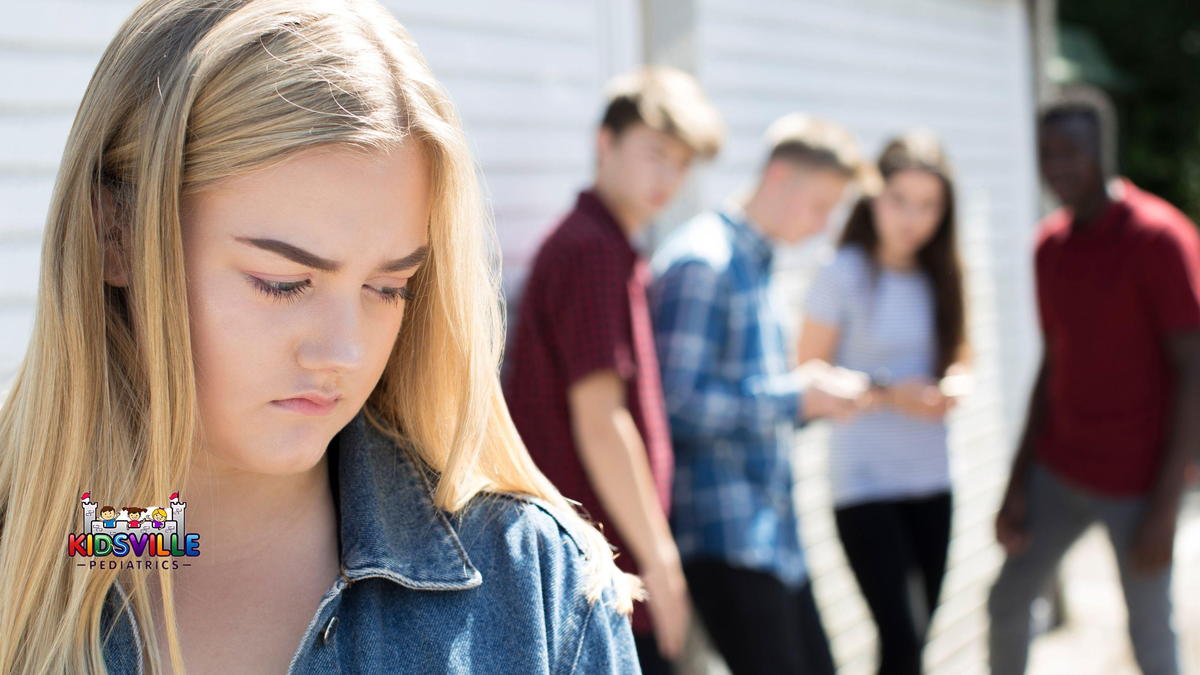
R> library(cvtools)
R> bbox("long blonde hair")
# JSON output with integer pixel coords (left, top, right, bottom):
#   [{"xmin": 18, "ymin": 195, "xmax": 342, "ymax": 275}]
[{"xmin": 0, "ymin": 1, "xmax": 635, "ymax": 672}]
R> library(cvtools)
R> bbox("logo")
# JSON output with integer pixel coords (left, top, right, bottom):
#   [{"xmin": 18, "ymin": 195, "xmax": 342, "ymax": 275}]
[{"xmin": 68, "ymin": 491, "xmax": 200, "ymax": 570}]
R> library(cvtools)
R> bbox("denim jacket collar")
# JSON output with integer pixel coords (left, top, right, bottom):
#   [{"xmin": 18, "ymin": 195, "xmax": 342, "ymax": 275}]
[
  {"xmin": 330, "ymin": 409, "xmax": 482, "ymax": 590},
  {"xmin": 102, "ymin": 409, "xmax": 481, "ymax": 670}
]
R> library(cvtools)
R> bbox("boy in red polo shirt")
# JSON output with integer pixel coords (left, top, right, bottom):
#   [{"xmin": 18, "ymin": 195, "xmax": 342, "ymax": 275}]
[
  {"xmin": 989, "ymin": 90, "xmax": 1200, "ymax": 675},
  {"xmin": 502, "ymin": 66, "xmax": 722, "ymax": 673}
]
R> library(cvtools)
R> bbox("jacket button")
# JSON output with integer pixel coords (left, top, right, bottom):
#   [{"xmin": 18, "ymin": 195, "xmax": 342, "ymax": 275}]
[{"xmin": 322, "ymin": 616, "xmax": 338, "ymax": 644}]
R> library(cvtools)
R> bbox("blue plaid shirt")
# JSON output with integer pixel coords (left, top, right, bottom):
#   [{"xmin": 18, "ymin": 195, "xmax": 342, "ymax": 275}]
[{"xmin": 648, "ymin": 209, "xmax": 809, "ymax": 587}]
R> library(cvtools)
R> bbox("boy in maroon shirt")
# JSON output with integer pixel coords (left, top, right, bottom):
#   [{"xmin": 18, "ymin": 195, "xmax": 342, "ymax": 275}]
[
  {"xmin": 989, "ymin": 90, "xmax": 1200, "ymax": 675},
  {"xmin": 503, "ymin": 66, "xmax": 723, "ymax": 673}
]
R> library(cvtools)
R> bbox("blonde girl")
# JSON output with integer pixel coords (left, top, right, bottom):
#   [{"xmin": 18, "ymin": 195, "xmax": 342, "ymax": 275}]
[{"xmin": 0, "ymin": 0, "xmax": 638, "ymax": 672}]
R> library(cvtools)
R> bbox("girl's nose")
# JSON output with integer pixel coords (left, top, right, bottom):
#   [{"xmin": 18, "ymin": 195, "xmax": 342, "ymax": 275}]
[{"xmin": 296, "ymin": 296, "xmax": 367, "ymax": 372}]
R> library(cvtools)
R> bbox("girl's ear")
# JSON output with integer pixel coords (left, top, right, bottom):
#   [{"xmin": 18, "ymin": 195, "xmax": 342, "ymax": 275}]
[{"xmin": 95, "ymin": 186, "xmax": 131, "ymax": 288}]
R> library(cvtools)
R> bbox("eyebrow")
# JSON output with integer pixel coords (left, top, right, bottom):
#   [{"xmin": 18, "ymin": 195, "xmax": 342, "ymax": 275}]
[{"xmin": 234, "ymin": 237, "xmax": 428, "ymax": 273}]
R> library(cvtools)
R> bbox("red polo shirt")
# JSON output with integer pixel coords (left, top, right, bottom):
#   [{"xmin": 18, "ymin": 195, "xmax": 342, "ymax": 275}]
[
  {"xmin": 1035, "ymin": 179, "xmax": 1200, "ymax": 495},
  {"xmin": 503, "ymin": 190, "xmax": 673, "ymax": 636}
]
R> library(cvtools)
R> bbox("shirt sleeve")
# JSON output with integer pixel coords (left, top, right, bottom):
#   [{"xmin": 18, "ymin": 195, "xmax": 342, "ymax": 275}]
[
  {"xmin": 1139, "ymin": 225, "xmax": 1200, "ymax": 334},
  {"xmin": 649, "ymin": 258, "xmax": 804, "ymax": 442},
  {"xmin": 804, "ymin": 253, "xmax": 845, "ymax": 326},
  {"xmin": 1034, "ymin": 236, "xmax": 1057, "ymax": 337},
  {"xmin": 547, "ymin": 245, "xmax": 637, "ymax": 385}
]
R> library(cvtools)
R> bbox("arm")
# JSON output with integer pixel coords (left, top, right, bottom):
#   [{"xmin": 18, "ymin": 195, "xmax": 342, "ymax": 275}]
[
  {"xmin": 795, "ymin": 317, "xmax": 839, "ymax": 366},
  {"xmin": 995, "ymin": 351, "xmax": 1050, "ymax": 554},
  {"xmin": 568, "ymin": 371, "xmax": 688, "ymax": 659},
  {"xmin": 799, "ymin": 314, "xmax": 952, "ymax": 420},
  {"xmin": 651, "ymin": 259, "xmax": 805, "ymax": 441},
  {"xmin": 1129, "ymin": 226, "xmax": 1200, "ymax": 571},
  {"xmin": 1131, "ymin": 330, "xmax": 1200, "ymax": 572}
]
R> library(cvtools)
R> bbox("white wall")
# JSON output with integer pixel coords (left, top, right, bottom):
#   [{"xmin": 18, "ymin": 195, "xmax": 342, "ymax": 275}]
[
  {"xmin": 668, "ymin": 0, "xmax": 1042, "ymax": 672},
  {"xmin": 0, "ymin": 0, "xmax": 639, "ymax": 393},
  {"xmin": 0, "ymin": 1, "xmax": 1042, "ymax": 672}
]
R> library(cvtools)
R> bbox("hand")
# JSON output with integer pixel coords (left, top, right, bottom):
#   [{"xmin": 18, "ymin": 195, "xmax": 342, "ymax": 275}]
[
  {"xmin": 887, "ymin": 378, "xmax": 956, "ymax": 420},
  {"xmin": 995, "ymin": 483, "xmax": 1030, "ymax": 555},
  {"xmin": 641, "ymin": 557, "xmax": 691, "ymax": 661},
  {"xmin": 799, "ymin": 361, "xmax": 871, "ymax": 422},
  {"xmin": 1130, "ymin": 504, "xmax": 1177, "ymax": 574}
]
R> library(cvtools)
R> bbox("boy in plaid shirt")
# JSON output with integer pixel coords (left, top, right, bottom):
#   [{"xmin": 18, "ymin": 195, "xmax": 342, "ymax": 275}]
[{"xmin": 650, "ymin": 114, "xmax": 867, "ymax": 674}]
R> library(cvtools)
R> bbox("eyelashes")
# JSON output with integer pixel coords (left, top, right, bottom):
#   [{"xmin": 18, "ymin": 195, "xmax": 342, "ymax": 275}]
[{"xmin": 246, "ymin": 276, "xmax": 413, "ymax": 306}]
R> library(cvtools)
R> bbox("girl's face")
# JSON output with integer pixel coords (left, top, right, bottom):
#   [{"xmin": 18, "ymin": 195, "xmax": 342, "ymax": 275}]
[
  {"xmin": 181, "ymin": 143, "xmax": 430, "ymax": 477},
  {"xmin": 870, "ymin": 168, "xmax": 946, "ymax": 260}
]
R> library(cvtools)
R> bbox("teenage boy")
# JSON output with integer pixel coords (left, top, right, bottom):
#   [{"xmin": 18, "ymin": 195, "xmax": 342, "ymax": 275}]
[
  {"xmin": 503, "ymin": 66, "xmax": 723, "ymax": 674},
  {"xmin": 649, "ymin": 114, "xmax": 868, "ymax": 675},
  {"xmin": 989, "ymin": 91, "xmax": 1200, "ymax": 675}
]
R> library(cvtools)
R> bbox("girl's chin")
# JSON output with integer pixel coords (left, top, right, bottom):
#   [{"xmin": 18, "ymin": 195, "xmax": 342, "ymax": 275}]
[
  {"xmin": 216, "ymin": 433, "xmax": 333, "ymax": 477},
  {"xmin": 234, "ymin": 448, "xmax": 329, "ymax": 477}
]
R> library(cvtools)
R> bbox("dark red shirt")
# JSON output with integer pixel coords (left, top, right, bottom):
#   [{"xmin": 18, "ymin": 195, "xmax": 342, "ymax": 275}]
[
  {"xmin": 1035, "ymin": 179, "xmax": 1200, "ymax": 495},
  {"xmin": 504, "ymin": 190, "xmax": 673, "ymax": 636}
]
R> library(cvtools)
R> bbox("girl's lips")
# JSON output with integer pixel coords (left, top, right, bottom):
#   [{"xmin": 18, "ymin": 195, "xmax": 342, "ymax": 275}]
[{"xmin": 271, "ymin": 396, "xmax": 339, "ymax": 416}]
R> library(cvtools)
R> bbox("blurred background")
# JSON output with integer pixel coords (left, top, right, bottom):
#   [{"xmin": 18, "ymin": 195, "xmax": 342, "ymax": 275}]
[{"xmin": 1, "ymin": 1, "xmax": 1197, "ymax": 673}]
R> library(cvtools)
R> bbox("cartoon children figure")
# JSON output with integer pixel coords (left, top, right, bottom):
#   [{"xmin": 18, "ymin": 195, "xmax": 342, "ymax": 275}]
[
  {"xmin": 99, "ymin": 506, "xmax": 118, "ymax": 528},
  {"xmin": 124, "ymin": 507, "xmax": 146, "ymax": 528},
  {"xmin": 150, "ymin": 508, "xmax": 168, "ymax": 529}
]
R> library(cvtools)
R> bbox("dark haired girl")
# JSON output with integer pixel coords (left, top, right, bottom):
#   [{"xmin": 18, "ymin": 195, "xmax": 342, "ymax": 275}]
[{"xmin": 797, "ymin": 131, "xmax": 970, "ymax": 675}]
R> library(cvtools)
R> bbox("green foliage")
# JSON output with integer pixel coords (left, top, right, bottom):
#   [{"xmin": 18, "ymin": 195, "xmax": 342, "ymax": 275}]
[{"xmin": 1059, "ymin": 1, "xmax": 1200, "ymax": 220}]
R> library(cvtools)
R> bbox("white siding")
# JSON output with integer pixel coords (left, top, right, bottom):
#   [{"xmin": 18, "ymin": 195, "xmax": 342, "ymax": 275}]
[
  {"xmin": 1, "ymin": 1, "xmax": 1041, "ymax": 672},
  {"xmin": 0, "ymin": 0, "xmax": 638, "ymax": 392},
  {"xmin": 382, "ymin": 1, "xmax": 641, "ymax": 283},
  {"xmin": 671, "ymin": 1, "xmax": 1041, "ymax": 672}
]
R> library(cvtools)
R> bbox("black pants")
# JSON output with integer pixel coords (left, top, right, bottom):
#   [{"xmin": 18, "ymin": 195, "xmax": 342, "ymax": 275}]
[
  {"xmin": 834, "ymin": 492, "xmax": 953, "ymax": 675},
  {"xmin": 634, "ymin": 633, "xmax": 674, "ymax": 675},
  {"xmin": 685, "ymin": 560, "xmax": 835, "ymax": 675}
]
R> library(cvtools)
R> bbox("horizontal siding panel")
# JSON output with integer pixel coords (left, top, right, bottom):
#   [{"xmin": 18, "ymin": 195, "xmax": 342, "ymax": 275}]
[
  {"xmin": 0, "ymin": 2, "xmax": 137, "ymax": 51},
  {"xmin": 385, "ymin": 1, "xmax": 593, "ymax": 42},
  {"xmin": 685, "ymin": 0, "xmax": 1038, "ymax": 671},
  {"xmin": 0, "ymin": 240, "xmax": 41, "ymax": 303},
  {"xmin": 0, "ymin": 175, "xmax": 55, "ymax": 235},
  {"xmin": 0, "ymin": 0, "xmax": 636, "ymax": 392}
]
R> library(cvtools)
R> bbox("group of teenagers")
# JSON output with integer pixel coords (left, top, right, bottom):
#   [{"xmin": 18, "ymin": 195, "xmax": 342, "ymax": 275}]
[
  {"xmin": 1, "ymin": 1, "xmax": 1198, "ymax": 673},
  {"xmin": 504, "ymin": 64, "xmax": 1200, "ymax": 675}
]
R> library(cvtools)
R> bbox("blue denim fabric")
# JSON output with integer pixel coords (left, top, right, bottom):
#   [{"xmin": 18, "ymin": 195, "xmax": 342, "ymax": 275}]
[{"xmin": 100, "ymin": 409, "xmax": 639, "ymax": 674}]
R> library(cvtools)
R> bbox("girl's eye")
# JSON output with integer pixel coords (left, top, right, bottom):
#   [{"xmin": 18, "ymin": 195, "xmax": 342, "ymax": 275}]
[
  {"xmin": 247, "ymin": 275, "xmax": 413, "ymax": 305},
  {"xmin": 372, "ymin": 285, "xmax": 414, "ymax": 305},
  {"xmin": 248, "ymin": 276, "xmax": 310, "ymax": 304}
]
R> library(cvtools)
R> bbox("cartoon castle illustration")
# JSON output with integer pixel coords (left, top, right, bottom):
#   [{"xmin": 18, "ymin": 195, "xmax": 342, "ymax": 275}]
[{"xmin": 79, "ymin": 491, "xmax": 187, "ymax": 536}]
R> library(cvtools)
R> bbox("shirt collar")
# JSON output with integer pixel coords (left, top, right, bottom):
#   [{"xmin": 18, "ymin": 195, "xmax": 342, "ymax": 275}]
[
  {"xmin": 1067, "ymin": 177, "xmax": 1134, "ymax": 238},
  {"xmin": 716, "ymin": 207, "xmax": 775, "ymax": 270},
  {"xmin": 574, "ymin": 188, "xmax": 636, "ymax": 253},
  {"xmin": 101, "ymin": 409, "xmax": 482, "ymax": 666},
  {"xmin": 329, "ymin": 408, "xmax": 482, "ymax": 590}
]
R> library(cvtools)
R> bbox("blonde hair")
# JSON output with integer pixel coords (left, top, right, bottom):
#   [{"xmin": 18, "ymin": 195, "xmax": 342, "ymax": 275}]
[
  {"xmin": 151, "ymin": 509, "xmax": 167, "ymax": 520},
  {"xmin": 0, "ymin": 1, "xmax": 634, "ymax": 672},
  {"xmin": 601, "ymin": 65, "xmax": 724, "ymax": 159},
  {"xmin": 763, "ymin": 113, "xmax": 867, "ymax": 183}
]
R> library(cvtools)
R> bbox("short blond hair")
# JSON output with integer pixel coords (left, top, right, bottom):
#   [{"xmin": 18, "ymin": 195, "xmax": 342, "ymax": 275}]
[
  {"xmin": 763, "ymin": 113, "xmax": 865, "ymax": 181},
  {"xmin": 601, "ymin": 65, "xmax": 724, "ymax": 159}
]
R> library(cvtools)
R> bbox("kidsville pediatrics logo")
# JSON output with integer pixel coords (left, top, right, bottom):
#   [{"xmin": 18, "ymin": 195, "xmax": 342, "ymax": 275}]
[{"xmin": 68, "ymin": 492, "xmax": 200, "ymax": 570}]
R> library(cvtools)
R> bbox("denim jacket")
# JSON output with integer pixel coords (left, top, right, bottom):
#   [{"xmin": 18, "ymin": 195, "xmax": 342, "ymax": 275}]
[{"xmin": 100, "ymin": 409, "xmax": 639, "ymax": 674}]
